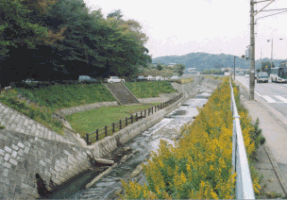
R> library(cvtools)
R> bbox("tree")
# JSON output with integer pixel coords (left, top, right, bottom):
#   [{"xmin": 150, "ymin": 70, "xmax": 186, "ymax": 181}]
[
  {"xmin": 256, "ymin": 68, "xmax": 261, "ymax": 73},
  {"xmin": 174, "ymin": 64, "xmax": 186, "ymax": 76},
  {"xmin": 261, "ymin": 60, "xmax": 275, "ymax": 76},
  {"xmin": 107, "ymin": 9, "xmax": 123, "ymax": 20},
  {"xmin": 0, "ymin": 0, "xmax": 67, "ymax": 85},
  {"xmin": 157, "ymin": 64, "xmax": 163, "ymax": 71}
]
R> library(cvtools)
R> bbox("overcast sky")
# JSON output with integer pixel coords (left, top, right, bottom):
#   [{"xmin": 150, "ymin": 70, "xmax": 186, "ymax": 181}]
[{"xmin": 84, "ymin": 0, "xmax": 287, "ymax": 60}]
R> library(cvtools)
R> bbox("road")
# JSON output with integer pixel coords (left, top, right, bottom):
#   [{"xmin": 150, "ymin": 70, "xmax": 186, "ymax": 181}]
[{"xmin": 236, "ymin": 75, "xmax": 287, "ymax": 118}]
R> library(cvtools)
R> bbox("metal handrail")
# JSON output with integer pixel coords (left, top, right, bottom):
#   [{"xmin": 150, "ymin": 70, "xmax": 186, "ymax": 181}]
[{"xmin": 229, "ymin": 77, "xmax": 255, "ymax": 199}]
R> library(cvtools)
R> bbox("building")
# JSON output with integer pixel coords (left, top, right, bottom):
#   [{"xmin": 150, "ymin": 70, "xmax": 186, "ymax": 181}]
[
  {"xmin": 280, "ymin": 61, "xmax": 287, "ymax": 67},
  {"xmin": 186, "ymin": 68, "xmax": 200, "ymax": 75},
  {"xmin": 168, "ymin": 63, "xmax": 177, "ymax": 67}
]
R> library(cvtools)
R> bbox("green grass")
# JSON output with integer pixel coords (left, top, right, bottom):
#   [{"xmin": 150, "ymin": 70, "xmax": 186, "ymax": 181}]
[
  {"xmin": 65, "ymin": 103, "xmax": 161, "ymax": 142},
  {"xmin": 15, "ymin": 83, "xmax": 115, "ymax": 111},
  {"xmin": 0, "ymin": 89, "xmax": 64, "ymax": 134},
  {"xmin": 124, "ymin": 81, "xmax": 177, "ymax": 98}
]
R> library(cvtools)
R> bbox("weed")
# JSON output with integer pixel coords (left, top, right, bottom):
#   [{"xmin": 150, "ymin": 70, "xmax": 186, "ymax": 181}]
[{"xmin": 266, "ymin": 191, "xmax": 282, "ymax": 198}]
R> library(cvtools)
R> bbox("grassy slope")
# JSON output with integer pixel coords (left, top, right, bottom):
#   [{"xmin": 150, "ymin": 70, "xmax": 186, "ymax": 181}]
[
  {"xmin": 0, "ymin": 89, "xmax": 64, "ymax": 134},
  {"xmin": 124, "ymin": 81, "xmax": 177, "ymax": 98},
  {"xmin": 15, "ymin": 83, "xmax": 115, "ymax": 111}
]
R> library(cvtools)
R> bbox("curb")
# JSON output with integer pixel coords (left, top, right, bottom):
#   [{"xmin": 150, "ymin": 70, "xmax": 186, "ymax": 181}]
[
  {"xmin": 235, "ymin": 79, "xmax": 287, "ymax": 196},
  {"xmin": 264, "ymin": 145, "xmax": 287, "ymax": 196}
]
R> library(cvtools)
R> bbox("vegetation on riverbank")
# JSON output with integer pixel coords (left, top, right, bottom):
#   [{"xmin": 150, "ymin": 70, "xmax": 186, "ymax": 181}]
[
  {"xmin": 124, "ymin": 81, "xmax": 177, "ymax": 98},
  {"xmin": 120, "ymin": 77, "xmax": 264, "ymax": 199},
  {"xmin": 175, "ymin": 77, "xmax": 194, "ymax": 84},
  {"xmin": 15, "ymin": 83, "xmax": 115, "ymax": 111},
  {"xmin": 0, "ymin": 89, "xmax": 63, "ymax": 134}
]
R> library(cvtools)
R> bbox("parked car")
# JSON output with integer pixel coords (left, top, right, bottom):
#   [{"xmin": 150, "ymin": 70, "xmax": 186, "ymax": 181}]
[
  {"xmin": 106, "ymin": 76, "xmax": 125, "ymax": 83},
  {"xmin": 146, "ymin": 75, "xmax": 155, "ymax": 81},
  {"xmin": 170, "ymin": 75, "xmax": 180, "ymax": 81},
  {"xmin": 78, "ymin": 75, "xmax": 97, "ymax": 83},
  {"xmin": 257, "ymin": 72, "xmax": 269, "ymax": 83},
  {"xmin": 22, "ymin": 78, "xmax": 39, "ymax": 83},
  {"xmin": 244, "ymin": 74, "xmax": 249, "ymax": 78},
  {"xmin": 136, "ymin": 76, "xmax": 147, "ymax": 82},
  {"xmin": 155, "ymin": 76, "xmax": 164, "ymax": 81}
]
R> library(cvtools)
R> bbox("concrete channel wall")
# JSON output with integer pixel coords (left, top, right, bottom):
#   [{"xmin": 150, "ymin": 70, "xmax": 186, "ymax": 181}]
[
  {"xmin": 0, "ymin": 77, "xmax": 217, "ymax": 199},
  {"xmin": 55, "ymin": 93, "xmax": 180, "ymax": 116}
]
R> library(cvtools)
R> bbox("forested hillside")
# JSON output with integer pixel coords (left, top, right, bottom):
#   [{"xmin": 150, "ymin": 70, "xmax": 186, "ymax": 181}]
[
  {"xmin": 0, "ymin": 0, "xmax": 151, "ymax": 86},
  {"xmin": 152, "ymin": 52, "xmax": 285, "ymax": 71}
]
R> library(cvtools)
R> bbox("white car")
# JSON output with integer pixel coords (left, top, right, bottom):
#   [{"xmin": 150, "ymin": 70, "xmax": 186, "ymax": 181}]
[
  {"xmin": 244, "ymin": 74, "xmax": 249, "ymax": 78},
  {"xmin": 155, "ymin": 76, "xmax": 164, "ymax": 81},
  {"xmin": 106, "ymin": 76, "xmax": 125, "ymax": 83},
  {"xmin": 170, "ymin": 75, "xmax": 180, "ymax": 80},
  {"xmin": 146, "ymin": 75, "xmax": 155, "ymax": 81}
]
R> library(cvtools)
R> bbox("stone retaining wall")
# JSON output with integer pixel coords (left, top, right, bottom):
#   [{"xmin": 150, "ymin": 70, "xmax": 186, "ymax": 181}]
[{"xmin": 0, "ymin": 130, "xmax": 93, "ymax": 200}]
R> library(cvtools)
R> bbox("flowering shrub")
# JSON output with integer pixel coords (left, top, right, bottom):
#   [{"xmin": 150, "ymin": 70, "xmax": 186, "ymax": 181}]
[{"xmin": 120, "ymin": 77, "xmax": 262, "ymax": 199}]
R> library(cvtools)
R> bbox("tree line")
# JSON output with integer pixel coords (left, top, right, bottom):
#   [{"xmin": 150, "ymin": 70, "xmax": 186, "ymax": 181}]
[{"xmin": 0, "ymin": 0, "xmax": 151, "ymax": 86}]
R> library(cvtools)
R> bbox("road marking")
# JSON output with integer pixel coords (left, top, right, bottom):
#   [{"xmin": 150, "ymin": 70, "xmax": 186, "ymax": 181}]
[
  {"xmin": 255, "ymin": 91, "xmax": 261, "ymax": 97},
  {"xmin": 261, "ymin": 95, "xmax": 276, "ymax": 103},
  {"xmin": 275, "ymin": 95, "xmax": 287, "ymax": 103}
]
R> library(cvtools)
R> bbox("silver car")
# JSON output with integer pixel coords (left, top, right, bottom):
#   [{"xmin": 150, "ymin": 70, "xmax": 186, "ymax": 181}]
[{"xmin": 257, "ymin": 73, "xmax": 268, "ymax": 83}]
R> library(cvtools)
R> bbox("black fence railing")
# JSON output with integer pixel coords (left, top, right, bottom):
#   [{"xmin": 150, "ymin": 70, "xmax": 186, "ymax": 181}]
[{"xmin": 85, "ymin": 93, "xmax": 183, "ymax": 145}]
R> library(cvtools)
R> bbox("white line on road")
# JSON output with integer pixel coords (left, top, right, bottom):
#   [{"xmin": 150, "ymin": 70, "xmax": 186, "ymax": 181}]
[
  {"xmin": 261, "ymin": 95, "xmax": 277, "ymax": 103},
  {"xmin": 255, "ymin": 91, "xmax": 261, "ymax": 97},
  {"xmin": 275, "ymin": 95, "xmax": 287, "ymax": 103}
]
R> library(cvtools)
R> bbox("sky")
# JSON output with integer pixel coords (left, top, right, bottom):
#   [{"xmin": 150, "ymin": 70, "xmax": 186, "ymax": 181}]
[{"xmin": 83, "ymin": 0, "xmax": 287, "ymax": 60}]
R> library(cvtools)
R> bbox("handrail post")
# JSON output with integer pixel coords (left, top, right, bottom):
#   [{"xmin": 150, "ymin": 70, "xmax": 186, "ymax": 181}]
[
  {"xmin": 112, "ymin": 123, "xmax": 115, "ymax": 133},
  {"xmin": 96, "ymin": 129, "xmax": 99, "ymax": 141},
  {"xmin": 131, "ymin": 114, "xmax": 133, "ymax": 123},
  {"xmin": 119, "ymin": 120, "xmax": 122, "ymax": 130},
  {"xmin": 105, "ymin": 126, "xmax": 107, "ymax": 137},
  {"xmin": 86, "ymin": 134, "xmax": 89, "ymax": 145},
  {"xmin": 136, "ymin": 113, "xmax": 138, "ymax": 121},
  {"xmin": 126, "ymin": 117, "xmax": 128, "ymax": 127}
]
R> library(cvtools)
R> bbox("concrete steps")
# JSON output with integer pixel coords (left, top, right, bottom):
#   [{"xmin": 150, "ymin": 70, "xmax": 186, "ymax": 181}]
[{"xmin": 104, "ymin": 83, "xmax": 140, "ymax": 105}]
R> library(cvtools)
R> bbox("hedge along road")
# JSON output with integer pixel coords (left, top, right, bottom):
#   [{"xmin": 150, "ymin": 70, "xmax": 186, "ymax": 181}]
[{"xmin": 47, "ymin": 81, "xmax": 213, "ymax": 199}]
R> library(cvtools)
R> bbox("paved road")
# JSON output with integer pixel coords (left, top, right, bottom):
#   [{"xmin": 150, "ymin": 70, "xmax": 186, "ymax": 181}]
[{"xmin": 236, "ymin": 76, "xmax": 287, "ymax": 118}]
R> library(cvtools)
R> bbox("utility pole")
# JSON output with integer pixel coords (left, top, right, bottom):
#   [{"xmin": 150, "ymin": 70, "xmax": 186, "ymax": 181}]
[
  {"xmin": 250, "ymin": 0, "xmax": 255, "ymax": 100},
  {"xmin": 234, "ymin": 56, "xmax": 236, "ymax": 80},
  {"xmin": 271, "ymin": 38, "xmax": 273, "ymax": 70},
  {"xmin": 261, "ymin": 47, "xmax": 262, "ymax": 72}
]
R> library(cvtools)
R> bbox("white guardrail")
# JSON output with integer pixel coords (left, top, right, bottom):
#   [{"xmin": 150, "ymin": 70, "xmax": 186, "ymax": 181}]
[{"xmin": 229, "ymin": 77, "xmax": 255, "ymax": 199}]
